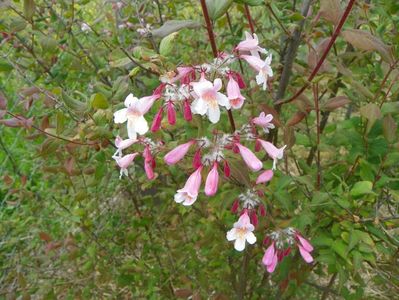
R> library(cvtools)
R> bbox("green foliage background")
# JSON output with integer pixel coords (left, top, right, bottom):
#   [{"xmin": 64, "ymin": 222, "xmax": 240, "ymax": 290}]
[{"xmin": 0, "ymin": 0, "xmax": 398, "ymax": 299}]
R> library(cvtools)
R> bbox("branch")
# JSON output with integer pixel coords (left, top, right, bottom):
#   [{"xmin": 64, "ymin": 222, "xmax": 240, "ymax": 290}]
[{"xmin": 276, "ymin": 0, "xmax": 357, "ymax": 106}]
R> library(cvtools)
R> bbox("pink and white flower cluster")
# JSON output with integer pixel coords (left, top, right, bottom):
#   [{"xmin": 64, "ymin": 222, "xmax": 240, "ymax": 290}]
[{"xmin": 111, "ymin": 31, "xmax": 314, "ymax": 274}]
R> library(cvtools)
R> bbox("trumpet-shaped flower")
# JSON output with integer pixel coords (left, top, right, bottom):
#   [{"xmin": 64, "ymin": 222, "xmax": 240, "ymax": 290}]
[
  {"xmin": 262, "ymin": 243, "xmax": 278, "ymax": 273},
  {"xmin": 205, "ymin": 162, "xmax": 219, "ymax": 196},
  {"xmin": 252, "ymin": 112, "xmax": 275, "ymax": 133},
  {"xmin": 258, "ymin": 140, "xmax": 286, "ymax": 170},
  {"xmin": 236, "ymin": 143, "xmax": 263, "ymax": 171},
  {"xmin": 164, "ymin": 140, "xmax": 195, "ymax": 165},
  {"xmin": 227, "ymin": 75, "xmax": 245, "ymax": 109},
  {"xmin": 256, "ymin": 169, "xmax": 274, "ymax": 184},
  {"xmin": 113, "ymin": 136, "xmax": 137, "ymax": 158},
  {"xmin": 174, "ymin": 166, "xmax": 203, "ymax": 206},
  {"xmin": 113, "ymin": 93, "xmax": 158, "ymax": 140},
  {"xmin": 236, "ymin": 32, "xmax": 267, "ymax": 58},
  {"xmin": 296, "ymin": 233, "xmax": 314, "ymax": 263},
  {"xmin": 114, "ymin": 153, "xmax": 139, "ymax": 179},
  {"xmin": 191, "ymin": 78, "xmax": 231, "ymax": 124},
  {"xmin": 226, "ymin": 212, "xmax": 257, "ymax": 251},
  {"xmin": 241, "ymin": 54, "xmax": 273, "ymax": 90}
]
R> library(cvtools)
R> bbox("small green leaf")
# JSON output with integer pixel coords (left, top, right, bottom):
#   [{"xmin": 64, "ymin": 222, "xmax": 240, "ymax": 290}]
[
  {"xmin": 159, "ymin": 32, "xmax": 178, "ymax": 56},
  {"xmin": 152, "ymin": 20, "xmax": 201, "ymax": 38},
  {"xmin": 206, "ymin": 0, "xmax": 233, "ymax": 20},
  {"xmin": 90, "ymin": 93, "xmax": 109, "ymax": 109},
  {"xmin": 24, "ymin": 0, "xmax": 35, "ymax": 19},
  {"xmin": 350, "ymin": 181, "xmax": 373, "ymax": 197},
  {"xmin": 234, "ymin": 0, "xmax": 263, "ymax": 6}
]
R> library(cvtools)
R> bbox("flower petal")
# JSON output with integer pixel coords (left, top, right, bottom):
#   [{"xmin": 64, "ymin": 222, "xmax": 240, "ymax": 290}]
[
  {"xmin": 114, "ymin": 108, "xmax": 128, "ymax": 124},
  {"xmin": 134, "ymin": 115, "xmax": 149, "ymax": 135},
  {"xmin": 246, "ymin": 232, "xmax": 256, "ymax": 244},
  {"xmin": 234, "ymin": 237, "xmax": 246, "ymax": 251},
  {"xmin": 226, "ymin": 228, "xmax": 237, "ymax": 241},
  {"xmin": 299, "ymin": 245, "xmax": 314, "ymax": 263}
]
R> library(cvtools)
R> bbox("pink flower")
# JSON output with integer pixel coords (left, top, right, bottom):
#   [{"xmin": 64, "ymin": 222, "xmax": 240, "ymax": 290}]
[
  {"xmin": 192, "ymin": 149, "xmax": 202, "ymax": 169},
  {"xmin": 236, "ymin": 143, "xmax": 263, "ymax": 171},
  {"xmin": 113, "ymin": 136, "xmax": 137, "ymax": 157},
  {"xmin": 223, "ymin": 160, "xmax": 231, "ymax": 177},
  {"xmin": 258, "ymin": 139, "xmax": 286, "ymax": 170},
  {"xmin": 143, "ymin": 146, "xmax": 155, "ymax": 180},
  {"xmin": 114, "ymin": 153, "xmax": 139, "ymax": 178},
  {"xmin": 167, "ymin": 101, "xmax": 176, "ymax": 125},
  {"xmin": 296, "ymin": 233, "xmax": 314, "ymax": 263},
  {"xmin": 114, "ymin": 93, "xmax": 158, "ymax": 139},
  {"xmin": 191, "ymin": 78, "xmax": 231, "ymax": 124},
  {"xmin": 183, "ymin": 99, "xmax": 192, "ymax": 121},
  {"xmin": 205, "ymin": 162, "xmax": 219, "ymax": 196},
  {"xmin": 226, "ymin": 212, "xmax": 257, "ymax": 251},
  {"xmin": 252, "ymin": 112, "xmax": 275, "ymax": 133},
  {"xmin": 164, "ymin": 140, "xmax": 195, "ymax": 165},
  {"xmin": 235, "ymin": 32, "xmax": 267, "ymax": 58},
  {"xmin": 256, "ymin": 169, "xmax": 274, "ymax": 184},
  {"xmin": 241, "ymin": 54, "xmax": 273, "ymax": 90},
  {"xmin": 151, "ymin": 107, "xmax": 163, "ymax": 132},
  {"xmin": 174, "ymin": 166, "xmax": 203, "ymax": 206},
  {"xmin": 262, "ymin": 243, "xmax": 278, "ymax": 273},
  {"xmin": 227, "ymin": 75, "xmax": 246, "ymax": 109},
  {"xmin": 172, "ymin": 66, "xmax": 196, "ymax": 84}
]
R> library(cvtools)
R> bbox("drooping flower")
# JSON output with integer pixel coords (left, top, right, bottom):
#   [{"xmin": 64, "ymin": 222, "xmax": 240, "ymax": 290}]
[
  {"xmin": 205, "ymin": 162, "xmax": 219, "ymax": 196},
  {"xmin": 258, "ymin": 140, "xmax": 286, "ymax": 170},
  {"xmin": 256, "ymin": 169, "xmax": 274, "ymax": 184},
  {"xmin": 262, "ymin": 243, "xmax": 278, "ymax": 273},
  {"xmin": 296, "ymin": 232, "xmax": 314, "ymax": 263},
  {"xmin": 113, "ymin": 136, "xmax": 137, "ymax": 158},
  {"xmin": 241, "ymin": 54, "xmax": 273, "ymax": 90},
  {"xmin": 114, "ymin": 153, "xmax": 139, "ymax": 179},
  {"xmin": 226, "ymin": 212, "xmax": 257, "ymax": 251},
  {"xmin": 114, "ymin": 93, "xmax": 158, "ymax": 139},
  {"xmin": 172, "ymin": 66, "xmax": 196, "ymax": 85},
  {"xmin": 191, "ymin": 78, "xmax": 231, "ymax": 124},
  {"xmin": 167, "ymin": 101, "xmax": 176, "ymax": 125},
  {"xmin": 235, "ymin": 32, "xmax": 267, "ymax": 58},
  {"xmin": 143, "ymin": 145, "xmax": 155, "ymax": 180},
  {"xmin": 235, "ymin": 143, "xmax": 263, "ymax": 171},
  {"xmin": 151, "ymin": 107, "xmax": 164, "ymax": 132},
  {"xmin": 252, "ymin": 112, "xmax": 275, "ymax": 133},
  {"xmin": 174, "ymin": 166, "xmax": 203, "ymax": 206},
  {"xmin": 227, "ymin": 74, "xmax": 246, "ymax": 109},
  {"xmin": 183, "ymin": 99, "xmax": 193, "ymax": 121},
  {"xmin": 164, "ymin": 140, "xmax": 195, "ymax": 165}
]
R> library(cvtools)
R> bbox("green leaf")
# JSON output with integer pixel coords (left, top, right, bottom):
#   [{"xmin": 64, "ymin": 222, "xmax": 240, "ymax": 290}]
[
  {"xmin": 0, "ymin": 60, "xmax": 13, "ymax": 72},
  {"xmin": 159, "ymin": 32, "xmax": 178, "ymax": 56},
  {"xmin": 234, "ymin": 0, "xmax": 263, "ymax": 6},
  {"xmin": 90, "ymin": 93, "xmax": 109, "ymax": 109},
  {"xmin": 24, "ymin": 0, "xmax": 35, "ymax": 19},
  {"xmin": 332, "ymin": 240, "xmax": 348, "ymax": 260},
  {"xmin": 152, "ymin": 20, "xmax": 201, "ymax": 38},
  {"xmin": 350, "ymin": 181, "xmax": 373, "ymax": 197},
  {"xmin": 360, "ymin": 103, "xmax": 382, "ymax": 133},
  {"xmin": 382, "ymin": 114, "xmax": 397, "ymax": 143},
  {"xmin": 206, "ymin": 0, "xmax": 233, "ymax": 20}
]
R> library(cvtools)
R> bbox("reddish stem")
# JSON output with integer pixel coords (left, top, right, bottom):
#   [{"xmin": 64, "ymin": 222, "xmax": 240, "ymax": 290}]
[
  {"xmin": 244, "ymin": 4, "xmax": 255, "ymax": 34},
  {"xmin": 199, "ymin": 0, "xmax": 236, "ymax": 132},
  {"xmin": 276, "ymin": 0, "xmax": 356, "ymax": 106}
]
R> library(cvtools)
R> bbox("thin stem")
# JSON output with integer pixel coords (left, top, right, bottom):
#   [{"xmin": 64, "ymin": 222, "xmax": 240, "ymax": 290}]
[
  {"xmin": 266, "ymin": 4, "xmax": 291, "ymax": 37},
  {"xmin": 276, "ymin": 0, "xmax": 357, "ymax": 106},
  {"xmin": 313, "ymin": 83, "xmax": 321, "ymax": 190},
  {"xmin": 244, "ymin": 4, "xmax": 255, "ymax": 34}
]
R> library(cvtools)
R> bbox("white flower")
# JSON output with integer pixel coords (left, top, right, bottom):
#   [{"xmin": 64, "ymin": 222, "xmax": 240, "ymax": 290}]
[
  {"xmin": 226, "ymin": 212, "xmax": 257, "ymax": 251},
  {"xmin": 241, "ymin": 54, "xmax": 273, "ymax": 91},
  {"xmin": 191, "ymin": 78, "xmax": 231, "ymax": 124},
  {"xmin": 113, "ymin": 93, "xmax": 157, "ymax": 140}
]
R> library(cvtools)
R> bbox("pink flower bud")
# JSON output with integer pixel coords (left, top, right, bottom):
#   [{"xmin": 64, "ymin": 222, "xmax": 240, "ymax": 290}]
[
  {"xmin": 164, "ymin": 140, "xmax": 194, "ymax": 165},
  {"xmin": 250, "ymin": 210, "xmax": 258, "ymax": 227},
  {"xmin": 277, "ymin": 250, "xmax": 284, "ymax": 262},
  {"xmin": 236, "ymin": 143, "xmax": 263, "ymax": 171},
  {"xmin": 192, "ymin": 149, "xmax": 202, "ymax": 169},
  {"xmin": 205, "ymin": 162, "xmax": 219, "ymax": 196},
  {"xmin": 167, "ymin": 101, "xmax": 176, "ymax": 125},
  {"xmin": 298, "ymin": 245, "xmax": 314, "ymax": 263},
  {"xmin": 151, "ymin": 107, "xmax": 163, "ymax": 132},
  {"xmin": 256, "ymin": 169, "xmax": 274, "ymax": 184},
  {"xmin": 143, "ymin": 145, "xmax": 152, "ymax": 163},
  {"xmin": 240, "ymin": 208, "xmax": 249, "ymax": 216},
  {"xmin": 296, "ymin": 234, "xmax": 314, "ymax": 252},
  {"xmin": 183, "ymin": 99, "xmax": 192, "ymax": 121},
  {"xmin": 259, "ymin": 204, "xmax": 266, "ymax": 217},
  {"xmin": 227, "ymin": 75, "xmax": 245, "ymax": 109},
  {"xmin": 262, "ymin": 243, "xmax": 275, "ymax": 266},
  {"xmin": 223, "ymin": 160, "xmax": 231, "ymax": 177},
  {"xmin": 144, "ymin": 160, "xmax": 155, "ymax": 180},
  {"xmin": 255, "ymin": 139, "xmax": 262, "ymax": 152},
  {"xmin": 263, "ymin": 236, "xmax": 270, "ymax": 245},
  {"xmin": 231, "ymin": 71, "xmax": 246, "ymax": 89},
  {"xmin": 283, "ymin": 247, "xmax": 291, "ymax": 257},
  {"xmin": 231, "ymin": 199, "xmax": 240, "ymax": 213},
  {"xmin": 153, "ymin": 83, "xmax": 166, "ymax": 97}
]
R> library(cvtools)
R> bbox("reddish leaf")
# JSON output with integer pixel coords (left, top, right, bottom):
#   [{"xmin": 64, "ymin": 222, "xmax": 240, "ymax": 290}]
[
  {"xmin": 307, "ymin": 38, "xmax": 332, "ymax": 72},
  {"xmin": 382, "ymin": 114, "xmax": 397, "ymax": 143},
  {"xmin": 174, "ymin": 288, "xmax": 192, "ymax": 298},
  {"xmin": 40, "ymin": 116, "xmax": 50, "ymax": 130},
  {"xmin": 39, "ymin": 232, "xmax": 52, "ymax": 242},
  {"xmin": 319, "ymin": 0, "xmax": 342, "ymax": 25},
  {"xmin": 287, "ymin": 111, "xmax": 307, "ymax": 127},
  {"xmin": 3, "ymin": 174, "xmax": 13, "ymax": 186},
  {"xmin": 64, "ymin": 157, "xmax": 75, "ymax": 175},
  {"xmin": 21, "ymin": 175, "xmax": 27, "ymax": 187},
  {"xmin": 322, "ymin": 96, "xmax": 351, "ymax": 111}
]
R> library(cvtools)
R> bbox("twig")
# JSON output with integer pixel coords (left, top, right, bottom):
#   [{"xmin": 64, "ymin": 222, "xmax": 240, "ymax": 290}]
[{"xmin": 244, "ymin": 4, "xmax": 255, "ymax": 34}]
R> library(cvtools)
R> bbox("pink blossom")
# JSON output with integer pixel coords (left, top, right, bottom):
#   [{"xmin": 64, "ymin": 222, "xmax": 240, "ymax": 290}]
[
  {"xmin": 231, "ymin": 199, "xmax": 239, "ymax": 213},
  {"xmin": 236, "ymin": 143, "xmax": 263, "ymax": 171},
  {"xmin": 114, "ymin": 93, "xmax": 158, "ymax": 139},
  {"xmin": 172, "ymin": 66, "xmax": 195, "ymax": 84},
  {"xmin": 298, "ymin": 245, "xmax": 314, "ymax": 263},
  {"xmin": 192, "ymin": 149, "xmax": 202, "ymax": 169},
  {"xmin": 114, "ymin": 153, "xmax": 139, "ymax": 178},
  {"xmin": 191, "ymin": 78, "xmax": 231, "ymax": 124},
  {"xmin": 151, "ymin": 107, "xmax": 163, "ymax": 132},
  {"xmin": 262, "ymin": 243, "xmax": 278, "ymax": 273},
  {"xmin": 256, "ymin": 169, "xmax": 274, "ymax": 184},
  {"xmin": 164, "ymin": 140, "xmax": 194, "ymax": 165},
  {"xmin": 241, "ymin": 54, "xmax": 273, "ymax": 90},
  {"xmin": 167, "ymin": 101, "xmax": 176, "ymax": 125},
  {"xmin": 258, "ymin": 204, "xmax": 266, "ymax": 217},
  {"xmin": 183, "ymin": 99, "xmax": 192, "ymax": 121},
  {"xmin": 113, "ymin": 136, "xmax": 137, "ymax": 157},
  {"xmin": 226, "ymin": 212, "xmax": 257, "ymax": 251},
  {"xmin": 223, "ymin": 160, "xmax": 231, "ymax": 177},
  {"xmin": 205, "ymin": 162, "xmax": 219, "ymax": 196},
  {"xmin": 227, "ymin": 75, "xmax": 246, "ymax": 109},
  {"xmin": 258, "ymin": 139, "xmax": 286, "ymax": 170},
  {"xmin": 235, "ymin": 32, "xmax": 267, "ymax": 58},
  {"xmin": 252, "ymin": 112, "xmax": 275, "ymax": 133},
  {"xmin": 174, "ymin": 166, "xmax": 203, "ymax": 206},
  {"xmin": 296, "ymin": 234, "xmax": 314, "ymax": 252},
  {"xmin": 143, "ymin": 146, "xmax": 155, "ymax": 180}
]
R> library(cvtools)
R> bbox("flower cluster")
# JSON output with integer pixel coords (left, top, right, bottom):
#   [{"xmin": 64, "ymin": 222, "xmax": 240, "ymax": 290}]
[{"xmin": 112, "ymin": 31, "xmax": 314, "ymax": 274}]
